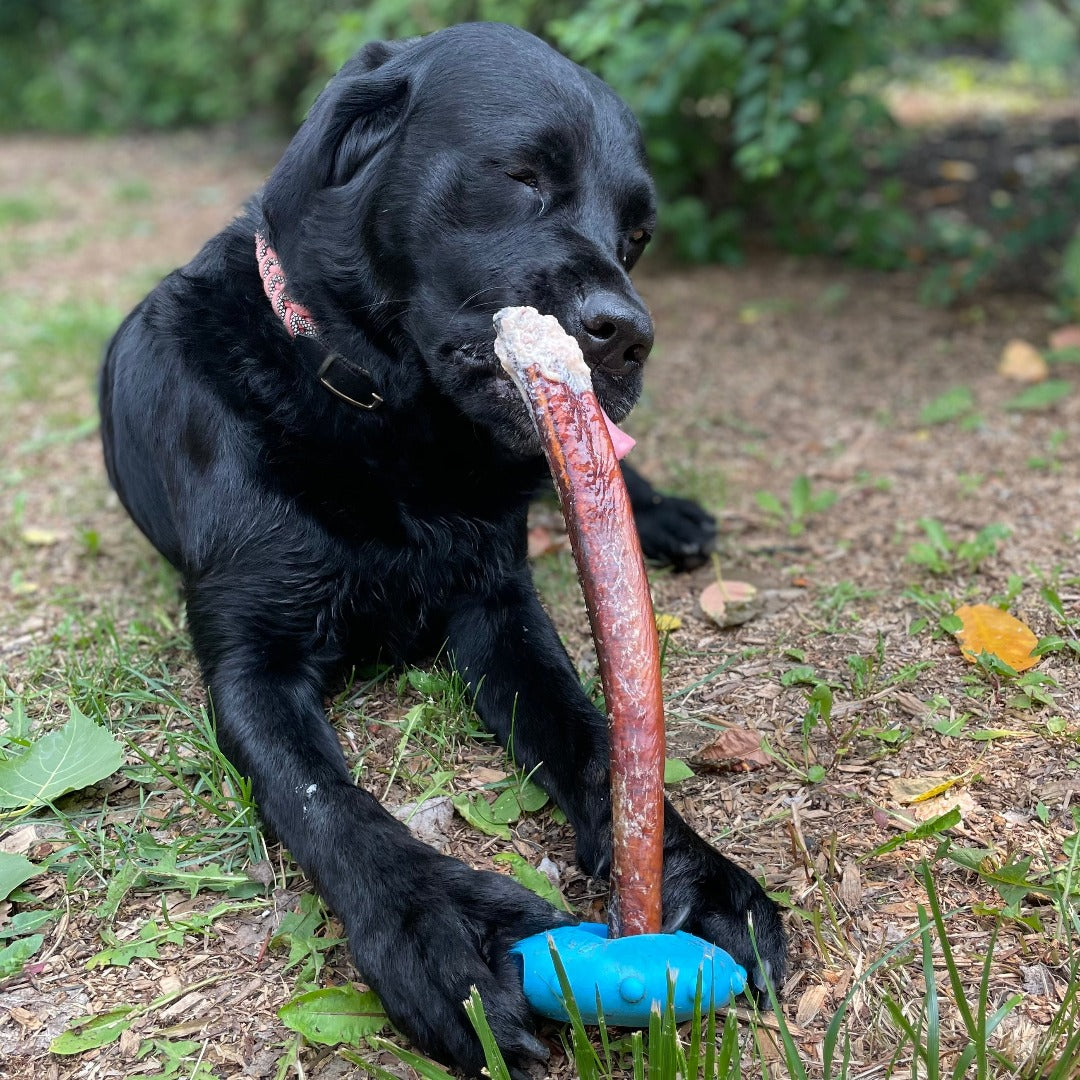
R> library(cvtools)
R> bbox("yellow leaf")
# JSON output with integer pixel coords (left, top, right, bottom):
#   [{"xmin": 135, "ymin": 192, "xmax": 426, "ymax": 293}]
[
  {"xmin": 20, "ymin": 528, "xmax": 59, "ymax": 547},
  {"xmin": 998, "ymin": 339, "xmax": 1048, "ymax": 383},
  {"xmin": 888, "ymin": 773, "xmax": 965, "ymax": 805},
  {"xmin": 655, "ymin": 613, "xmax": 682, "ymax": 632},
  {"xmin": 953, "ymin": 604, "xmax": 1039, "ymax": 672}
]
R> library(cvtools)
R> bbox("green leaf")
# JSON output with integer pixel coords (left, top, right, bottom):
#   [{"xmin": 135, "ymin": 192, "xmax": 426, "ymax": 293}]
[
  {"xmin": 781, "ymin": 665, "xmax": 818, "ymax": 687},
  {"xmin": 867, "ymin": 806, "xmax": 961, "ymax": 859},
  {"xmin": 919, "ymin": 385, "xmax": 974, "ymax": 425},
  {"xmin": 272, "ymin": 893, "xmax": 341, "ymax": 986},
  {"xmin": 663, "ymin": 758, "xmax": 695, "ymax": 784},
  {"xmin": 51, "ymin": 1007, "xmax": 137, "ymax": 1055},
  {"xmin": 0, "ymin": 703, "xmax": 124, "ymax": 810},
  {"xmin": 278, "ymin": 985, "xmax": 386, "ymax": 1046},
  {"xmin": 789, "ymin": 474, "xmax": 811, "ymax": 519},
  {"xmin": 1004, "ymin": 379, "xmax": 1072, "ymax": 411},
  {"xmin": 492, "ymin": 852, "xmax": 572, "ymax": 912},
  {"xmin": 0, "ymin": 907, "xmax": 58, "ymax": 940},
  {"xmin": 86, "ymin": 919, "xmax": 175, "ymax": 969},
  {"xmin": 754, "ymin": 490, "xmax": 785, "ymax": 517},
  {"xmin": 0, "ymin": 933, "xmax": 44, "ymax": 979},
  {"xmin": 488, "ymin": 788, "xmax": 523, "ymax": 825},
  {"xmin": 451, "ymin": 793, "xmax": 511, "ymax": 839},
  {"xmin": 0, "ymin": 852, "xmax": 40, "ymax": 900},
  {"xmin": 515, "ymin": 779, "xmax": 549, "ymax": 813}
]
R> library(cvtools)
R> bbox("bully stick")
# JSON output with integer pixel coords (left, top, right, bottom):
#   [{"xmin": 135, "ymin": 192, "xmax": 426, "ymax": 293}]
[{"xmin": 494, "ymin": 305, "xmax": 664, "ymax": 938}]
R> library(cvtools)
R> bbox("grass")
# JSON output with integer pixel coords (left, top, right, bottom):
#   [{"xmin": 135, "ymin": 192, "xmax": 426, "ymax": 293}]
[
  {"xmin": 4, "ymin": 131, "xmax": 1080, "ymax": 1079},
  {"xmin": 361, "ymin": 843, "xmax": 1080, "ymax": 1079}
]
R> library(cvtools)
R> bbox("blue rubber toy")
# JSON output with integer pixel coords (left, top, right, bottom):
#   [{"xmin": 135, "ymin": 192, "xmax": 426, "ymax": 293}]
[{"xmin": 511, "ymin": 922, "xmax": 747, "ymax": 1026}]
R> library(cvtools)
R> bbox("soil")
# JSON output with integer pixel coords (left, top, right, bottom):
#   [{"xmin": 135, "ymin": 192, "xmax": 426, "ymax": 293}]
[{"xmin": 1, "ymin": 127, "xmax": 1078, "ymax": 1079}]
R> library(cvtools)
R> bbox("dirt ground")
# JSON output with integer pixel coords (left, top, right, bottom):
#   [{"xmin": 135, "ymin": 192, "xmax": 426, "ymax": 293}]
[{"xmin": 1, "ymin": 130, "xmax": 1078, "ymax": 1079}]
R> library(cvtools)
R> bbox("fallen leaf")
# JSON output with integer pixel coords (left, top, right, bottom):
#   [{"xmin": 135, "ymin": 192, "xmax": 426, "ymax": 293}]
[
  {"xmin": 699, "ymin": 580, "xmax": 760, "ymax": 628},
  {"xmin": 794, "ymin": 984, "xmax": 829, "ymax": 1026},
  {"xmin": 20, "ymin": 528, "xmax": 59, "ymax": 547},
  {"xmin": 391, "ymin": 796, "xmax": 454, "ymax": 847},
  {"xmin": 887, "ymin": 773, "xmax": 963, "ymax": 805},
  {"xmin": 939, "ymin": 159, "xmax": 976, "ymax": 182},
  {"xmin": 663, "ymin": 758, "xmax": 695, "ymax": 784},
  {"xmin": 1049, "ymin": 325, "xmax": 1080, "ymax": 351},
  {"xmin": 999, "ymin": 339, "xmax": 1048, "ymax": 383},
  {"xmin": 910, "ymin": 790, "xmax": 977, "ymax": 822},
  {"xmin": 691, "ymin": 727, "xmax": 771, "ymax": 772},
  {"xmin": 953, "ymin": 604, "xmax": 1039, "ymax": 672},
  {"xmin": 838, "ymin": 862, "xmax": 862, "ymax": 907}
]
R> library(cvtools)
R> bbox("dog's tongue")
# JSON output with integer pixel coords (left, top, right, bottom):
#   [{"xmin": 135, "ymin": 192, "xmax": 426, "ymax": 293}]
[{"xmin": 602, "ymin": 409, "xmax": 635, "ymax": 460}]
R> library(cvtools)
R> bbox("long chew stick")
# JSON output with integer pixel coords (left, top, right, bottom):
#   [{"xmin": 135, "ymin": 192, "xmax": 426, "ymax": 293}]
[{"xmin": 494, "ymin": 306, "xmax": 665, "ymax": 938}]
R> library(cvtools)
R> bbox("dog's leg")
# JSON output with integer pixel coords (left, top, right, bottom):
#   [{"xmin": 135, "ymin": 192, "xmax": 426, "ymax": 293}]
[
  {"xmin": 621, "ymin": 461, "xmax": 717, "ymax": 571},
  {"xmin": 184, "ymin": 595, "xmax": 566, "ymax": 1077},
  {"xmin": 447, "ymin": 569, "xmax": 786, "ymax": 996}
]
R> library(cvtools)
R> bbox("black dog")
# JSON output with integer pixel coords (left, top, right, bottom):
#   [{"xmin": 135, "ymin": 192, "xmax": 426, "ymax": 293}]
[{"xmin": 100, "ymin": 23, "xmax": 784, "ymax": 1074}]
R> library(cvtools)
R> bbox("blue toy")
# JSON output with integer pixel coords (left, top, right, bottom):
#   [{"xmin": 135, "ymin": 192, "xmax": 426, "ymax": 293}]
[{"xmin": 512, "ymin": 922, "xmax": 747, "ymax": 1026}]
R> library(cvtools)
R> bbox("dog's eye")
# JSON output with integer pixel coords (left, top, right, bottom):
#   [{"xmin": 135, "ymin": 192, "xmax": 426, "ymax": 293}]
[
  {"xmin": 507, "ymin": 169, "xmax": 540, "ymax": 190},
  {"xmin": 629, "ymin": 228, "xmax": 651, "ymax": 245}
]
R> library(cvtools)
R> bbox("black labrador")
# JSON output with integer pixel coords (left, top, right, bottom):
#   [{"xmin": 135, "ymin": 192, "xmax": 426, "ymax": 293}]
[{"xmin": 100, "ymin": 23, "xmax": 785, "ymax": 1074}]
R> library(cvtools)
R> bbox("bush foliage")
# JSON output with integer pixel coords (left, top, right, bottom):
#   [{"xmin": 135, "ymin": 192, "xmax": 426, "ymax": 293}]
[{"xmin": 2, "ymin": 0, "xmax": 1044, "ymax": 268}]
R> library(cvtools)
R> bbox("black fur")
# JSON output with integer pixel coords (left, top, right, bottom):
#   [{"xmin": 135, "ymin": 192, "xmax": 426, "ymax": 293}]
[{"xmin": 100, "ymin": 23, "xmax": 783, "ymax": 1074}]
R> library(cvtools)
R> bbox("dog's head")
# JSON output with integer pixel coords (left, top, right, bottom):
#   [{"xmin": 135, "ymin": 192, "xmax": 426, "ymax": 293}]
[{"xmin": 262, "ymin": 23, "xmax": 657, "ymax": 454}]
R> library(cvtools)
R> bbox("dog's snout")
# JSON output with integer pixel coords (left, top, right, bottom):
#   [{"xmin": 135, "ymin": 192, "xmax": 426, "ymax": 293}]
[{"xmin": 579, "ymin": 291, "xmax": 653, "ymax": 374}]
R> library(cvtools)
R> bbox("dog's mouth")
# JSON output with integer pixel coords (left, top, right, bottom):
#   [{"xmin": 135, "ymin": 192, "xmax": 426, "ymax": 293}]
[{"xmin": 450, "ymin": 340, "xmax": 637, "ymax": 460}]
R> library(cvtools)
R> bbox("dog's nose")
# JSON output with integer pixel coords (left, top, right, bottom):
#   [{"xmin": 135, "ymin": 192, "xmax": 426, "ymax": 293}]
[{"xmin": 579, "ymin": 291, "xmax": 653, "ymax": 374}]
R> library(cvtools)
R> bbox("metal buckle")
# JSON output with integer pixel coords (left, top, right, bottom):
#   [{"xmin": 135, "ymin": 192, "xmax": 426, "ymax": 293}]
[{"xmin": 318, "ymin": 353, "xmax": 384, "ymax": 411}]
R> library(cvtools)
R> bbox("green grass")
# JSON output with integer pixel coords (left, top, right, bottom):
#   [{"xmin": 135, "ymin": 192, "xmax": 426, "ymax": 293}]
[
  {"xmin": 0, "ymin": 194, "xmax": 51, "ymax": 226},
  {"xmin": 362, "ymin": 844, "xmax": 1080, "ymax": 1078},
  {"xmin": 1, "ymin": 295, "xmax": 120, "ymax": 403}
]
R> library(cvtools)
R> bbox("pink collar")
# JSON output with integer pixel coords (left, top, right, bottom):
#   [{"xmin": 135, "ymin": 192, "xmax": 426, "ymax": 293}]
[
  {"xmin": 255, "ymin": 231, "xmax": 383, "ymax": 410},
  {"xmin": 255, "ymin": 231, "xmax": 320, "ymax": 339}
]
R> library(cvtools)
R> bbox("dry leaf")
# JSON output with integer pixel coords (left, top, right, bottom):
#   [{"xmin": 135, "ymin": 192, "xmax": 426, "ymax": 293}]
[
  {"xmin": 699, "ymin": 579, "xmax": 760, "ymax": 627},
  {"xmin": 794, "ymin": 984, "xmax": 829, "ymax": 1026},
  {"xmin": 939, "ymin": 159, "xmax": 977, "ymax": 182},
  {"xmin": 910, "ymin": 790, "xmax": 977, "ymax": 822},
  {"xmin": 953, "ymin": 604, "xmax": 1039, "ymax": 672},
  {"xmin": 690, "ymin": 727, "xmax": 771, "ymax": 772},
  {"xmin": 999, "ymin": 339, "xmax": 1048, "ymax": 383},
  {"xmin": 887, "ymin": 772, "xmax": 962, "ymax": 805},
  {"xmin": 1049, "ymin": 325, "xmax": 1080, "ymax": 351},
  {"xmin": 838, "ymin": 862, "xmax": 862, "ymax": 908}
]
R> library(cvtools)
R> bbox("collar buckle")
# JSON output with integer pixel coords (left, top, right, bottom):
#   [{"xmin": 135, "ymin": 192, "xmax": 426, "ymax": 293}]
[{"xmin": 318, "ymin": 353, "xmax": 384, "ymax": 411}]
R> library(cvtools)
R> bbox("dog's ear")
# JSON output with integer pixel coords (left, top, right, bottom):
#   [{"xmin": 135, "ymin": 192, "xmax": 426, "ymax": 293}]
[{"xmin": 262, "ymin": 40, "xmax": 411, "ymax": 257}]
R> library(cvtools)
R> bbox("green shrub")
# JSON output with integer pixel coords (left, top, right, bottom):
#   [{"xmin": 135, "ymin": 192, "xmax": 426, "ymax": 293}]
[{"xmin": 0, "ymin": 0, "xmax": 347, "ymax": 131}]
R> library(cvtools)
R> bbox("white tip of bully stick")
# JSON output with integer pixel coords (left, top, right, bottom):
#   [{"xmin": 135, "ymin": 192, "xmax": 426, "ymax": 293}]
[{"xmin": 493, "ymin": 306, "xmax": 593, "ymax": 394}]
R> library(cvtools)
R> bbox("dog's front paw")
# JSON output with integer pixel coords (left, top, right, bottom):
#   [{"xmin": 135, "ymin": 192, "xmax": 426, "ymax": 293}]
[
  {"xmin": 354, "ymin": 850, "xmax": 572, "ymax": 1077},
  {"xmin": 633, "ymin": 491, "xmax": 717, "ymax": 571},
  {"xmin": 662, "ymin": 822, "xmax": 787, "ymax": 1001}
]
